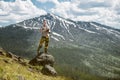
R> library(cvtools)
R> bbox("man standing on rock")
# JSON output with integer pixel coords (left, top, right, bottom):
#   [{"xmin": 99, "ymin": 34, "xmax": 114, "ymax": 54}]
[{"xmin": 37, "ymin": 19, "xmax": 50, "ymax": 54}]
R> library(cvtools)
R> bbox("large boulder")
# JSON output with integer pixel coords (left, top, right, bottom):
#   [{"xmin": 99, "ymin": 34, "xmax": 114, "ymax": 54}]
[
  {"xmin": 29, "ymin": 52, "xmax": 57, "ymax": 76},
  {"xmin": 29, "ymin": 52, "xmax": 55, "ymax": 66},
  {"xmin": 41, "ymin": 65, "xmax": 57, "ymax": 76}
]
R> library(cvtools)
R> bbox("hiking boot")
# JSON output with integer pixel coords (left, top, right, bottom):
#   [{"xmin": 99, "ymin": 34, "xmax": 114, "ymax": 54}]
[
  {"xmin": 44, "ymin": 51, "xmax": 49, "ymax": 54},
  {"xmin": 44, "ymin": 48, "xmax": 48, "ymax": 54},
  {"xmin": 37, "ymin": 50, "xmax": 40, "ymax": 55}
]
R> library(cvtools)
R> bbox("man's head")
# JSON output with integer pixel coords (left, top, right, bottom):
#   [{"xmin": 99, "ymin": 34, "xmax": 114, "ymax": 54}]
[{"xmin": 43, "ymin": 19, "xmax": 47, "ymax": 27}]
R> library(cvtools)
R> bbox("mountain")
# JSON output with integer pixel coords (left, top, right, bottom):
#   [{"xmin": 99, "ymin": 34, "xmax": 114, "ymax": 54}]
[{"xmin": 0, "ymin": 13, "xmax": 120, "ymax": 80}]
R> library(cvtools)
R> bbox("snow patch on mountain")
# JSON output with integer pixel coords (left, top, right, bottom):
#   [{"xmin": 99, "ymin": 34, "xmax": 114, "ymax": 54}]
[
  {"xmin": 110, "ymin": 30, "xmax": 120, "ymax": 38},
  {"xmin": 51, "ymin": 22, "xmax": 56, "ymax": 30},
  {"xmin": 16, "ymin": 24, "xmax": 40, "ymax": 30},
  {"xmin": 91, "ymin": 23, "xmax": 120, "ymax": 38},
  {"xmin": 47, "ymin": 20, "xmax": 56, "ymax": 30},
  {"xmin": 52, "ymin": 32, "xmax": 65, "ymax": 40},
  {"xmin": 90, "ymin": 23, "xmax": 101, "ymax": 30},
  {"xmin": 47, "ymin": 13, "xmax": 57, "ymax": 19},
  {"xmin": 104, "ymin": 28, "xmax": 120, "ymax": 38},
  {"xmin": 55, "ymin": 15, "xmax": 75, "ymax": 26},
  {"xmin": 51, "ymin": 35, "xmax": 59, "ymax": 41},
  {"xmin": 69, "ymin": 39, "xmax": 74, "ymax": 42},
  {"xmin": 78, "ymin": 26, "xmax": 96, "ymax": 34},
  {"xmin": 59, "ymin": 21, "xmax": 74, "ymax": 38},
  {"xmin": 84, "ymin": 29, "xmax": 96, "ymax": 33}
]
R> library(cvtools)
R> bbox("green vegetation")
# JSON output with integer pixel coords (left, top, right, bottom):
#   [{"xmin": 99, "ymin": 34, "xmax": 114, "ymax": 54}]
[
  {"xmin": 0, "ymin": 52, "xmax": 70, "ymax": 80},
  {"xmin": 0, "ymin": 26, "xmax": 120, "ymax": 80},
  {"xmin": 0, "ymin": 26, "xmax": 35, "ymax": 57},
  {"xmin": 49, "ymin": 47, "xmax": 104, "ymax": 80}
]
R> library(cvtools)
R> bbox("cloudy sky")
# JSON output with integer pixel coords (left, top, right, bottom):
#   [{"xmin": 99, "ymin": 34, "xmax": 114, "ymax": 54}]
[{"xmin": 0, "ymin": 0, "xmax": 120, "ymax": 29}]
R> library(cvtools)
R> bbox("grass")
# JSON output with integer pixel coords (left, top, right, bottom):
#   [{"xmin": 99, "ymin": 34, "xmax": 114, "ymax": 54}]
[
  {"xmin": 1, "ymin": 48, "xmax": 120, "ymax": 80},
  {"xmin": 0, "ymin": 55, "xmax": 71, "ymax": 80},
  {"xmin": 55, "ymin": 64, "xmax": 107, "ymax": 80}
]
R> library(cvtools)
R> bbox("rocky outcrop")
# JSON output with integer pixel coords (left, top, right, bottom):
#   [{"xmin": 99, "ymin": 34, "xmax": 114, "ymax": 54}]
[
  {"xmin": 0, "ymin": 48, "xmax": 57, "ymax": 76},
  {"xmin": 0, "ymin": 48, "xmax": 5, "ymax": 56},
  {"xmin": 0, "ymin": 48, "xmax": 26, "ymax": 65},
  {"xmin": 41, "ymin": 65, "xmax": 57, "ymax": 76},
  {"xmin": 0, "ymin": 51, "xmax": 4, "ymax": 55},
  {"xmin": 29, "ymin": 52, "xmax": 57, "ymax": 76}
]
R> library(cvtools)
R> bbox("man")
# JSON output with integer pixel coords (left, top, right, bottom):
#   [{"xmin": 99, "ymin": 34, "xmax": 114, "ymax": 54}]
[{"xmin": 37, "ymin": 19, "xmax": 50, "ymax": 54}]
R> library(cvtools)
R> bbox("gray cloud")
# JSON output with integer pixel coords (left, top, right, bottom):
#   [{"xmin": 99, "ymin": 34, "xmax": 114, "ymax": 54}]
[
  {"xmin": 0, "ymin": 0, "xmax": 15, "ymax": 2},
  {"xmin": 0, "ymin": 0, "xmax": 46, "ymax": 26},
  {"xmin": 114, "ymin": 7, "xmax": 120, "ymax": 15},
  {"xmin": 70, "ymin": 9, "xmax": 97, "ymax": 16},
  {"xmin": 78, "ymin": 1, "xmax": 111, "ymax": 9}
]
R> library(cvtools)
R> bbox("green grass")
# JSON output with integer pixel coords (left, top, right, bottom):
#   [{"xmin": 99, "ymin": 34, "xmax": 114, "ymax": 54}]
[
  {"xmin": 1, "ymin": 47, "xmax": 120, "ymax": 80},
  {"xmin": 0, "ymin": 55, "xmax": 71, "ymax": 80},
  {"xmin": 55, "ymin": 64, "xmax": 106, "ymax": 80}
]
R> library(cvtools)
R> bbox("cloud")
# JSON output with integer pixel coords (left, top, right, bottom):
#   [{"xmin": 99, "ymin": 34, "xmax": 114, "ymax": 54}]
[
  {"xmin": 49, "ymin": 0, "xmax": 120, "ymax": 29},
  {"xmin": 0, "ymin": 0, "xmax": 46, "ymax": 26},
  {"xmin": 93, "ymin": 8, "xmax": 119, "ymax": 28},
  {"xmin": 36, "ymin": 0, "xmax": 59, "ymax": 5},
  {"xmin": 112, "ymin": 0, "xmax": 120, "ymax": 15},
  {"xmin": 0, "ymin": 0, "xmax": 15, "ymax": 2},
  {"xmin": 78, "ymin": 1, "xmax": 111, "ymax": 9},
  {"xmin": 0, "ymin": 0, "xmax": 120, "ymax": 29},
  {"xmin": 36, "ymin": 0, "xmax": 53, "ymax": 3}
]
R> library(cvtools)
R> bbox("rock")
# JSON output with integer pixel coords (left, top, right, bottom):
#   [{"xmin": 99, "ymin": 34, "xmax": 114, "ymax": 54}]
[
  {"xmin": 19, "ymin": 61, "xmax": 27, "ymax": 66},
  {"xmin": 38, "ymin": 53, "xmax": 55, "ymax": 66},
  {"xmin": 5, "ymin": 51, "xmax": 24, "ymax": 62},
  {"xmin": 3, "ymin": 59, "xmax": 9, "ymax": 63},
  {"xmin": 41, "ymin": 65, "xmax": 57, "ymax": 76},
  {"xmin": 29, "ymin": 52, "xmax": 57, "ymax": 76},
  {"xmin": 28, "ymin": 67, "xmax": 34, "ymax": 72},
  {"xmin": 0, "ymin": 48, "xmax": 5, "ymax": 56},
  {"xmin": 29, "ymin": 52, "xmax": 55, "ymax": 66},
  {"xmin": 0, "ymin": 51, "xmax": 4, "ymax": 55},
  {"xmin": 28, "ymin": 57, "xmax": 37, "ymax": 66},
  {"xmin": 6, "ymin": 52, "xmax": 13, "ymax": 58},
  {"xmin": 13, "ymin": 55, "xmax": 23, "ymax": 62},
  {"xmin": 18, "ymin": 75, "xmax": 25, "ymax": 80}
]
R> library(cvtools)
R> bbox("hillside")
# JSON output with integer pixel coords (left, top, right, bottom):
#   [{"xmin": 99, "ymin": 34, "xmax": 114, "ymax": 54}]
[
  {"xmin": 1, "ymin": 48, "xmax": 120, "ymax": 80},
  {"xmin": 0, "ymin": 48, "xmax": 70, "ymax": 80}
]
